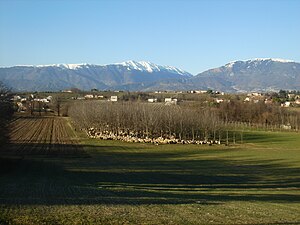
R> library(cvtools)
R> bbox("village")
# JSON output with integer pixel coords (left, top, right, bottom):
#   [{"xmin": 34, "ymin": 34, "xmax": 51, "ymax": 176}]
[{"xmin": 12, "ymin": 89, "xmax": 300, "ymax": 113}]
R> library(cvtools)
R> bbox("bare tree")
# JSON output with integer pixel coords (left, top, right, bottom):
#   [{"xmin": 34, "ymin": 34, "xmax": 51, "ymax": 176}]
[
  {"xmin": 52, "ymin": 96, "xmax": 61, "ymax": 116},
  {"xmin": 0, "ymin": 82, "xmax": 14, "ymax": 146},
  {"xmin": 69, "ymin": 101, "xmax": 224, "ymax": 143}
]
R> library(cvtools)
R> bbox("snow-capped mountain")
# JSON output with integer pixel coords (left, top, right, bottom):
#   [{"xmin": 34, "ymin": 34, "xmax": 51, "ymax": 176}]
[
  {"xmin": 113, "ymin": 60, "xmax": 189, "ymax": 75},
  {"xmin": 1, "ymin": 58, "xmax": 299, "ymax": 92},
  {"xmin": 0, "ymin": 61, "xmax": 192, "ymax": 91},
  {"xmin": 29, "ymin": 61, "xmax": 190, "ymax": 76},
  {"xmin": 225, "ymin": 58, "xmax": 294, "ymax": 68},
  {"xmin": 191, "ymin": 58, "xmax": 300, "ymax": 92},
  {"xmin": 34, "ymin": 63, "xmax": 90, "ymax": 70}
]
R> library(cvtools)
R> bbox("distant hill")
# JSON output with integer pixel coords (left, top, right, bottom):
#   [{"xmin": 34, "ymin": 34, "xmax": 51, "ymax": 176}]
[
  {"xmin": 1, "ymin": 58, "xmax": 300, "ymax": 92},
  {"xmin": 191, "ymin": 58, "xmax": 300, "ymax": 92},
  {"xmin": 0, "ymin": 61, "xmax": 192, "ymax": 92}
]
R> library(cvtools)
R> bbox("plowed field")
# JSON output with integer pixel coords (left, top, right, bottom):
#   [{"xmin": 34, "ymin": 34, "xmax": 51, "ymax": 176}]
[{"xmin": 2, "ymin": 116, "xmax": 86, "ymax": 156}]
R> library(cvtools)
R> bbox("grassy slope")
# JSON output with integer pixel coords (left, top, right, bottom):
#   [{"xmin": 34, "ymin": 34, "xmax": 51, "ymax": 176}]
[{"xmin": 0, "ymin": 121, "xmax": 299, "ymax": 224}]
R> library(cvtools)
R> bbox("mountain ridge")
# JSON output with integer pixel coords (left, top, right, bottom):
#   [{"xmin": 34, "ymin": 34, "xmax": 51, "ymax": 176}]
[
  {"xmin": 0, "ymin": 61, "xmax": 192, "ymax": 92},
  {"xmin": 4, "ymin": 60, "xmax": 191, "ymax": 76},
  {"xmin": 192, "ymin": 58, "xmax": 300, "ymax": 92},
  {"xmin": 0, "ymin": 58, "xmax": 299, "ymax": 92}
]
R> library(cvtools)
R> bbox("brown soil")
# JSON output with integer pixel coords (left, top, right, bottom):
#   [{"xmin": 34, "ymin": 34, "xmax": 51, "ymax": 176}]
[{"xmin": 2, "ymin": 116, "xmax": 87, "ymax": 157}]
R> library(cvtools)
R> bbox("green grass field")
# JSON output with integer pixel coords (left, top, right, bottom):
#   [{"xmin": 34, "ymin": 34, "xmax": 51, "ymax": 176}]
[{"xmin": 0, "ymin": 122, "xmax": 300, "ymax": 224}]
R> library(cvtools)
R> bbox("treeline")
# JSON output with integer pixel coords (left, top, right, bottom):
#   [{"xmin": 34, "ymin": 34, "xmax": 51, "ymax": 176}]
[
  {"xmin": 218, "ymin": 100, "xmax": 300, "ymax": 130},
  {"xmin": 69, "ymin": 101, "xmax": 224, "ymax": 142},
  {"xmin": 69, "ymin": 99, "xmax": 300, "ymax": 144},
  {"xmin": 0, "ymin": 82, "xmax": 14, "ymax": 146}
]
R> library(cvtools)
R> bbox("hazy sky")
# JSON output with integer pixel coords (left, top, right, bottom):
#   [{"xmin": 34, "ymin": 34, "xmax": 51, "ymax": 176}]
[{"xmin": 0, "ymin": 0, "xmax": 299, "ymax": 74}]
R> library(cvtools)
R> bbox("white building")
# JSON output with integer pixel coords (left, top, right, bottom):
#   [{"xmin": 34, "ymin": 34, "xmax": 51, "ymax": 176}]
[
  {"xmin": 111, "ymin": 96, "xmax": 118, "ymax": 102},
  {"xmin": 85, "ymin": 94, "xmax": 94, "ymax": 99},
  {"xmin": 148, "ymin": 98, "xmax": 157, "ymax": 103},
  {"xmin": 165, "ymin": 98, "xmax": 177, "ymax": 105}
]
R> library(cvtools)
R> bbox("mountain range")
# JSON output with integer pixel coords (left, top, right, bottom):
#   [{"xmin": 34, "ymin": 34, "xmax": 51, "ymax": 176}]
[
  {"xmin": 191, "ymin": 58, "xmax": 300, "ymax": 92},
  {"xmin": 0, "ymin": 58, "xmax": 299, "ymax": 92}
]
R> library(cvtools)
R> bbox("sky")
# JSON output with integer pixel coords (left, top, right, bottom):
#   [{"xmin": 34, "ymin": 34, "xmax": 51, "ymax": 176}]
[{"xmin": 0, "ymin": 0, "xmax": 299, "ymax": 74}]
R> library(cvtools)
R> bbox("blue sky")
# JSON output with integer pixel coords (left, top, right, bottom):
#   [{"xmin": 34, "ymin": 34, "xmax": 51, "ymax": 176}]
[{"xmin": 0, "ymin": 0, "xmax": 299, "ymax": 74}]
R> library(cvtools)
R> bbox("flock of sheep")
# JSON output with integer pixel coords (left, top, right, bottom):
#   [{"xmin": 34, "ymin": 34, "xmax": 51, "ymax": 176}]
[{"xmin": 86, "ymin": 127, "xmax": 221, "ymax": 145}]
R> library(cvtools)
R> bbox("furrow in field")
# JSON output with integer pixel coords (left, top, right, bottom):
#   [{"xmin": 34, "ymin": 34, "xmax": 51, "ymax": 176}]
[{"xmin": 6, "ymin": 116, "xmax": 86, "ymax": 156}]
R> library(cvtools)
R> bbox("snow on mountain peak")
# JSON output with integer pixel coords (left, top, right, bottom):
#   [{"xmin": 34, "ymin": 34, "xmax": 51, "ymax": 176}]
[
  {"xmin": 225, "ymin": 58, "xmax": 294, "ymax": 68},
  {"xmin": 250, "ymin": 58, "xmax": 294, "ymax": 63},
  {"xmin": 34, "ymin": 63, "xmax": 89, "ymax": 69},
  {"xmin": 59, "ymin": 63, "xmax": 89, "ymax": 69},
  {"xmin": 225, "ymin": 61, "xmax": 235, "ymax": 68},
  {"xmin": 10, "ymin": 61, "xmax": 190, "ymax": 76},
  {"xmin": 114, "ymin": 60, "xmax": 190, "ymax": 76}
]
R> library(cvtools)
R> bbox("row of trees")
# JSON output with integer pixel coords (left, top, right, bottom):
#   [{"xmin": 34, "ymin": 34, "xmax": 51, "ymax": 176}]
[
  {"xmin": 69, "ymin": 101, "xmax": 224, "ymax": 141},
  {"xmin": 69, "ymin": 99, "xmax": 300, "ymax": 144},
  {"xmin": 218, "ymin": 100, "xmax": 300, "ymax": 130}
]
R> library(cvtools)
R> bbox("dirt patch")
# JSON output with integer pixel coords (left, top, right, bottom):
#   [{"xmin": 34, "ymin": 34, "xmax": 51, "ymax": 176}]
[{"xmin": 3, "ymin": 116, "xmax": 87, "ymax": 157}]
